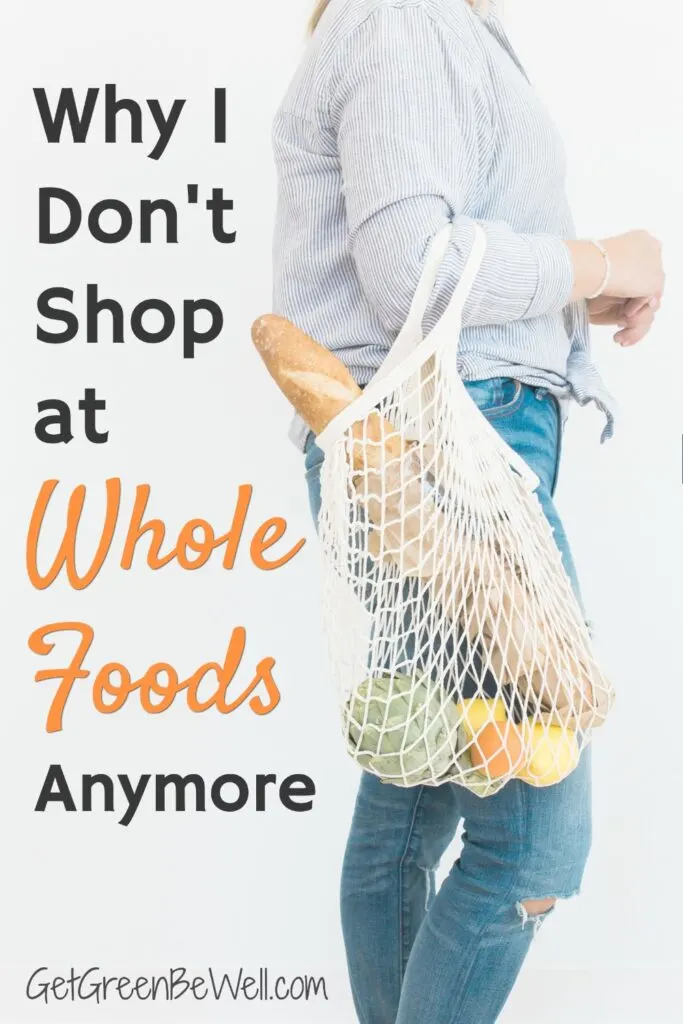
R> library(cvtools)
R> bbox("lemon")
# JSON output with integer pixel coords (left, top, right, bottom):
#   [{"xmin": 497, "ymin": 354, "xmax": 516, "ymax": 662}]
[
  {"xmin": 456, "ymin": 697, "xmax": 508, "ymax": 739},
  {"xmin": 517, "ymin": 723, "xmax": 579, "ymax": 787}
]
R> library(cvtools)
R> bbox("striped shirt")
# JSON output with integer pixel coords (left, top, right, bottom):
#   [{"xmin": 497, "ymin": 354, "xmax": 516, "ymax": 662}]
[{"xmin": 271, "ymin": 0, "xmax": 615, "ymax": 449}]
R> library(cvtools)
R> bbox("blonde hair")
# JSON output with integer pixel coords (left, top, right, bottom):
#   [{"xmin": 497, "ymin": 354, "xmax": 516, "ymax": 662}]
[
  {"xmin": 309, "ymin": 0, "xmax": 331, "ymax": 33},
  {"xmin": 309, "ymin": 1, "xmax": 485, "ymax": 33}
]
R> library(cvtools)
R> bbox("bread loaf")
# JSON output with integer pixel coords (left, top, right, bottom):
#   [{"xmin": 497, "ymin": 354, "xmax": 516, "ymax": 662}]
[
  {"xmin": 251, "ymin": 313, "xmax": 405, "ymax": 466},
  {"xmin": 251, "ymin": 315, "xmax": 362, "ymax": 437}
]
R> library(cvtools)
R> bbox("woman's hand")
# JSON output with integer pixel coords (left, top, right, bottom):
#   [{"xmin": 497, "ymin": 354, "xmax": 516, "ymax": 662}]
[
  {"xmin": 566, "ymin": 230, "xmax": 665, "ymax": 306},
  {"xmin": 599, "ymin": 230, "xmax": 665, "ymax": 299},
  {"xmin": 588, "ymin": 294, "xmax": 660, "ymax": 347}
]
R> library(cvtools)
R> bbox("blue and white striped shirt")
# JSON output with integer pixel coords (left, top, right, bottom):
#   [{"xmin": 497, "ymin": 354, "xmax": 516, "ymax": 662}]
[{"xmin": 272, "ymin": 0, "xmax": 615, "ymax": 449}]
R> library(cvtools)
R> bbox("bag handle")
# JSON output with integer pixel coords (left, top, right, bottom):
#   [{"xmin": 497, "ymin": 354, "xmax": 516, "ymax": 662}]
[
  {"xmin": 372, "ymin": 222, "xmax": 487, "ymax": 382},
  {"xmin": 316, "ymin": 222, "xmax": 539, "ymax": 491},
  {"xmin": 317, "ymin": 224, "xmax": 487, "ymax": 451}
]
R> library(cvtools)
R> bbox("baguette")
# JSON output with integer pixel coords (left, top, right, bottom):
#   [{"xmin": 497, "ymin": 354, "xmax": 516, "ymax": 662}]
[
  {"xmin": 251, "ymin": 313, "xmax": 404, "ymax": 466},
  {"xmin": 251, "ymin": 315, "xmax": 362, "ymax": 437}
]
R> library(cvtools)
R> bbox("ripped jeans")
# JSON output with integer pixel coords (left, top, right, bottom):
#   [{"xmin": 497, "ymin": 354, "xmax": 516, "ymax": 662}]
[{"xmin": 304, "ymin": 379, "xmax": 592, "ymax": 1024}]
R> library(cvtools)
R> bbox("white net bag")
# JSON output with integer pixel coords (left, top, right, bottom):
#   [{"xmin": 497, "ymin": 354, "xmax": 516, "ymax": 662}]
[{"xmin": 309, "ymin": 225, "xmax": 614, "ymax": 796}]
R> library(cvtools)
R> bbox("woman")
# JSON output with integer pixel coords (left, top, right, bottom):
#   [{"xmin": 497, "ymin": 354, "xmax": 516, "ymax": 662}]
[{"xmin": 272, "ymin": 1, "xmax": 664, "ymax": 1021}]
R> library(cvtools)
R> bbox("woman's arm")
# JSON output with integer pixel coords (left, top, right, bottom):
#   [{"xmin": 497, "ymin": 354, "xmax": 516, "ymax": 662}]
[
  {"xmin": 330, "ymin": 6, "xmax": 662, "ymax": 332},
  {"xmin": 331, "ymin": 5, "xmax": 574, "ymax": 333}
]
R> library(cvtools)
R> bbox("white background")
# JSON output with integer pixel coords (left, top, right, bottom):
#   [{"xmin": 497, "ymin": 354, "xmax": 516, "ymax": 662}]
[{"xmin": 1, "ymin": 1, "xmax": 681, "ymax": 1021}]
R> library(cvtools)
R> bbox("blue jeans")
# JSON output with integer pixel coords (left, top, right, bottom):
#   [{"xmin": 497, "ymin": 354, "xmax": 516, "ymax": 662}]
[{"xmin": 304, "ymin": 379, "xmax": 592, "ymax": 1024}]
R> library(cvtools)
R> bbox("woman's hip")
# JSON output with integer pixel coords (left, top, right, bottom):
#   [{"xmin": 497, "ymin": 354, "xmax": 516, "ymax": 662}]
[{"xmin": 304, "ymin": 377, "xmax": 563, "ymax": 523}]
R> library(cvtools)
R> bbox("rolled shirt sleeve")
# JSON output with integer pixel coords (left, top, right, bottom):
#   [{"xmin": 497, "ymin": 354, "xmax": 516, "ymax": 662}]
[{"xmin": 329, "ymin": 4, "xmax": 574, "ymax": 334}]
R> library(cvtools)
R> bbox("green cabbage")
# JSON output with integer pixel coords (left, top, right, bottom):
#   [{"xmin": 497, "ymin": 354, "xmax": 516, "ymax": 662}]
[{"xmin": 343, "ymin": 673, "xmax": 461, "ymax": 786}]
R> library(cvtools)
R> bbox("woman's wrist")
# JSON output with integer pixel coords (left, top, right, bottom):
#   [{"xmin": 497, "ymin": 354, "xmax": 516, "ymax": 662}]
[
  {"xmin": 585, "ymin": 240, "xmax": 611, "ymax": 299},
  {"xmin": 565, "ymin": 239, "xmax": 610, "ymax": 302}
]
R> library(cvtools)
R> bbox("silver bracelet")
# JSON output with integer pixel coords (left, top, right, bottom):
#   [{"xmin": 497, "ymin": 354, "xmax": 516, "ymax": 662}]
[{"xmin": 586, "ymin": 239, "xmax": 611, "ymax": 300}]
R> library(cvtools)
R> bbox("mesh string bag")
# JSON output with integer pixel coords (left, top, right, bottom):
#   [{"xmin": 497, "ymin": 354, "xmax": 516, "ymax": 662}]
[{"xmin": 314, "ymin": 225, "xmax": 614, "ymax": 796}]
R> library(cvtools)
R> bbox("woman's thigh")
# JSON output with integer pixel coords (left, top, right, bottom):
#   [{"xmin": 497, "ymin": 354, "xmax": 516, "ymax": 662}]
[
  {"xmin": 342, "ymin": 771, "xmax": 460, "ymax": 896},
  {"xmin": 452, "ymin": 742, "xmax": 592, "ymax": 904}
]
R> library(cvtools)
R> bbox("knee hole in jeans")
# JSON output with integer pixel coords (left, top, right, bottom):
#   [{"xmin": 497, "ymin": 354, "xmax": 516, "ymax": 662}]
[
  {"xmin": 520, "ymin": 897, "xmax": 556, "ymax": 917},
  {"xmin": 516, "ymin": 897, "xmax": 558, "ymax": 934}
]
